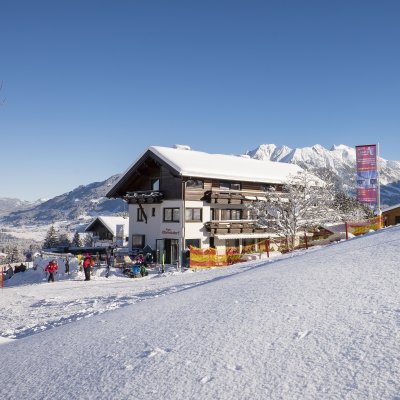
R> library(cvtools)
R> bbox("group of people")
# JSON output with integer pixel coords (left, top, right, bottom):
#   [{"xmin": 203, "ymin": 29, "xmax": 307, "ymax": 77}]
[{"xmin": 43, "ymin": 248, "xmax": 119, "ymax": 283}]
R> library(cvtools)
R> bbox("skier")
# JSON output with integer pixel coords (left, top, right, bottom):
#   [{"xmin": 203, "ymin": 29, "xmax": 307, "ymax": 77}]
[
  {"xmin": 82, "ymin": 253, "xmax": 93, "ymax": 281},
  {"xmin": 45, "ymin": 260, "xmax": 58, "ymax": 283},
  {"xmin": 65, "ymin": 256, "xmax": 70, "ymax": 274}
]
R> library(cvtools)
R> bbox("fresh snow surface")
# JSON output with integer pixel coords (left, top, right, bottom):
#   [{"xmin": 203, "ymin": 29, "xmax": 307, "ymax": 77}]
[{"xmin": 1, "ymin": 227, "xmax": 400, "ymax": 399}]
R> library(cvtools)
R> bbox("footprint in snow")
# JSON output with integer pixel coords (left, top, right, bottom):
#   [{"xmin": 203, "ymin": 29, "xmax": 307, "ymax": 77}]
[
  {"xmin": 200, "ymin": 376, "xmax": 213, "ymax": 384},
  {"xmin": 226, "ymin": 364, "xmax": 243, "ymax": 372},
  {"xmin": 294, "ymin": 330, "xmax": 311, "ymax": 340},
  {"xmin": 140, "ymin": 347, "xmax": 172, "ymax": 358}
]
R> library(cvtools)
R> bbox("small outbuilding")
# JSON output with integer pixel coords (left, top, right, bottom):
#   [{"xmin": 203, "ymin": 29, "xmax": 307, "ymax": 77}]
[
  {"xmin": 381, "ymin": 203, "xmax": 400, "ymax": 226},
  {"xmin": 85, "ymin": 216, "xmax": 129, "ymax": 247}
]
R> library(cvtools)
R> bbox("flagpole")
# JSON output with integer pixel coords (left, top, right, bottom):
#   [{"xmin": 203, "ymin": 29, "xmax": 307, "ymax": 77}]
[{"xmin": 377, "ymin": 142, "xmax": 382, "ymax": 227}]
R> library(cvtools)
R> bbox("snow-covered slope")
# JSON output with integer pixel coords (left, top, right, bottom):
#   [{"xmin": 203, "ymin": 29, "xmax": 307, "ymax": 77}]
[
  {"xmin": 1, "ymin": 226, "xmax": 400, "ymax": 399},
  {"xmin": 247, "ymin": 144, "xmax": 400, "ymax": 206}
]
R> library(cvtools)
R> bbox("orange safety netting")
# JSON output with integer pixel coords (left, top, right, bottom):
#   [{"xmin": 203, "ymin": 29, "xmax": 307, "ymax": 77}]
[
  {"xmin": 346, "ymin": 216, "xmax": 381, "ymax": 236},
  {"xmin": 189, "ymin": 239, "xmax": 273, "ymax": 269},
  {"xmin": 189, "ymin": 246, "xmax": 232, "ymax": 268}
]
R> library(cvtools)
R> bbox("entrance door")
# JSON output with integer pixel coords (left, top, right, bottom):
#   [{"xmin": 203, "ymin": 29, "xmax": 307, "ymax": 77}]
[
  {"xmin": 156, "ymin": 239, "xmax": 165, "ymax": 264},
  {"xmin": 156, "ymin": 239, "xmax": 179, "ymax": 264}
]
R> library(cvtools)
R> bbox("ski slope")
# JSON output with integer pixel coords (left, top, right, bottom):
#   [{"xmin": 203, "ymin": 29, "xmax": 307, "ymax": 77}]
[{"xmin": 1, "ymin": 226, "xmax": 400, "ymax": 399}]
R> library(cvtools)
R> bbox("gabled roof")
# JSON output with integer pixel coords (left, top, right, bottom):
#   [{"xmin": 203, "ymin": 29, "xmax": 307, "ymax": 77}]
[
  {"xmin": 107, "ymin": 145, "xmax": 304, "ymax": 197},
  {"xmin": 382, "ymin": 203, "xmax": 400, "ymax": 213},
  {"xmin": 85, "ymin": 216, "xmax": 129, "ymax": 236}
]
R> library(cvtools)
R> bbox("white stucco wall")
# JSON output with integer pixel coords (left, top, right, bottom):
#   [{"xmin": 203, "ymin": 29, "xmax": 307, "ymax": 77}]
[
  {"xmin": 128, "ymin": 200, "xmax": 215, "ymax": 251},
  {"xmin": 128, "ymin": 200, "xmax": 183, "ymax": 250}
]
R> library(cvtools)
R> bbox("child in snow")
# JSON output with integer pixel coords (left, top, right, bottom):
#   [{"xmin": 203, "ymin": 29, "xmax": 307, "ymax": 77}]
[{"xmin": 45, "ymin": 260, "xmax": 58, "ymax": 283}]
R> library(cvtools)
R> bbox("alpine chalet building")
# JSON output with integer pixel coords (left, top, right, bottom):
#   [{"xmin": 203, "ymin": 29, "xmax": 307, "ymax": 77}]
[{"xmin": 106, "ymin": 145, "xmax": 304, "ymax": 265}]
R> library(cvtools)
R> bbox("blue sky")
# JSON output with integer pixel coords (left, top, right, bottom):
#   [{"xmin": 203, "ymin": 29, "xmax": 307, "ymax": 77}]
[{"xmin": 1, "ymin": 0, "xmax": 399, "ymax": 201}]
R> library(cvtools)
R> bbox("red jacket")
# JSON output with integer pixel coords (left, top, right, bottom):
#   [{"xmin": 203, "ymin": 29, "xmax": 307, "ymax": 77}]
[
  {"xmin": 83, "ymin": 256, "xmax": 93, "ymax": 268},
  {"xmin": 45, "ymin": 262, "xmax": 58, "ymax": 274}
]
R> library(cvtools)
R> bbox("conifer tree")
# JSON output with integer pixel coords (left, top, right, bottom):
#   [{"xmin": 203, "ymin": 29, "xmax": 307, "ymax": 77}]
[
  {"xmin": 58, "ymin": 232, "xmax": 71, "ymax": 247},
  {"xmin": 71, "ymin": 231, "xmax": 83, "ymax": 247},
  {"xmin": 43, "ymin": 226, "xmax": 58, "ymax": 249},
  {"xmin": 83, "ymin": 233, "xmax": 93, "ymax": 247}
]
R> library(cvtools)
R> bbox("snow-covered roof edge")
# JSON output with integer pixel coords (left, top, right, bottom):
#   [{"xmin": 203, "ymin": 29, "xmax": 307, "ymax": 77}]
[
  {"xmin": 107, "ymin": 145, "xmax": 308, "ymax": 198},
  {"xmin": 149, "ymin": 145, "xmax": 304, "ymax": 183},
  {"xmin": 382, "ymin": 203, "xmax": 400, "ymax": 213},
  {"xmin": 85, "ymin": 216, "xmax": 129, "ymax": 236}
]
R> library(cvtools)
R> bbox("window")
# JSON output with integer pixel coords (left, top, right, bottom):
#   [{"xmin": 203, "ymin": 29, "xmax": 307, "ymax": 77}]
[
  {"xmin": 137, "ymin": 208, "xmax": 145, "ymax": 221},
  {"xmin": 186, "ymin": 179, "xmax": 203, "ymax": 189},
  {"xmin": 185, "ymin": 239, "xmax": 201, "ymax": 248},
  {"xmin": 226, "ymin": 239, "xmax": 239, "ymax": 248},
  {"xmin": 163, "ymin": 208, "xmax": 180, "ymax": 222},
  {"xmin": 220, "ymin": 181, "xmax": 241, "ymax": 190},
  {"xmin": 151, "ymin": 178, "xmax": 160, "ymax": 191},
  {"xmin": 221, "ymin": 209, "xmax": 242, "ymax": 220},
  {"xmin": 132, "ymin": 235, "xmax": 145, "ymax": 249},
  {"xmin": 185, "ymin": 208, "xmax": 202, "ymax": 222}
]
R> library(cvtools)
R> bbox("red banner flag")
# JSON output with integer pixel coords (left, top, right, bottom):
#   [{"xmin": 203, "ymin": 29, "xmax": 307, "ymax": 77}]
[{"xmin": 355, "ymin": 144, "xmax": 378, "ymax": 204}]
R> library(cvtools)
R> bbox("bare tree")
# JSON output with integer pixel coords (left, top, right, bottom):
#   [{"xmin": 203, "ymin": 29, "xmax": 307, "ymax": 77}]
[{"xmin": 247, "ymin": 171, "xmax": 340, "ymax": 250}]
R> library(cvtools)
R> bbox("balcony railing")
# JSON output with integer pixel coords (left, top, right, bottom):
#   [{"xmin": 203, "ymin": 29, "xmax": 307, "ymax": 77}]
[
  {"xmin": 204, "ymin": 190, "xmax": 268, "ymax": 204},
  {"xmin": 124, "ymin": 190, "xmax": 164, "ymax": 204},
  {"xmin": 205, "ymin": 219, "xmax": 269, "ymax": 236}
]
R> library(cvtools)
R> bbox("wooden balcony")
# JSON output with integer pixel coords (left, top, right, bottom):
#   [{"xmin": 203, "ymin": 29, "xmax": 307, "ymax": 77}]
[
  {"xmin": 204, "ymin": 190, "xmax": 268, "ymax": 204},
  {"xmin": 205, "ymin": 220, "xmax": 269, "ymax": 236},
  {"xmin": 124, "ymin": 190, "xmax": 164, "ymax": 204}
]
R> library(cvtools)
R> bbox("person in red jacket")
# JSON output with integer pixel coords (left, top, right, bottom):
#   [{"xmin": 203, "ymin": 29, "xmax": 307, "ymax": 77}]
[
  {"xmin": 83, "ymin": 253, "xmax": 93, "ymax": 281},
  {"xmin": 45, "ymin": 260, "xmax": 58, "ymax": 283}
]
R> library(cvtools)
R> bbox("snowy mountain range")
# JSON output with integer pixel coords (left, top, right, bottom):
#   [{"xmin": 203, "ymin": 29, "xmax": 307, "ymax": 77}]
[
  {"xmin": 247, "ymin": 144, "xmax": 400, "ymax": 207},
  {"xmin": 1, "ymin": 143, "xmax": 400, "ymax": 228},
  {"xmin": 0, "ymin": 197, "xmax": 45, "ymax": 217},
  {"xmin": 0, "ymin": 174, "xmax": 126, "ymax": 226}
]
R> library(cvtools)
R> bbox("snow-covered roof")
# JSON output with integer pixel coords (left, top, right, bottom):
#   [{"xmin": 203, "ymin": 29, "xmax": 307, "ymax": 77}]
[
  {"xmin": 85, "ymin": 216, "xmax": 129, "ymax": 236},
  {"xmin": 382, "ymin": 203, "xmax": 400, "ymax": 213},
  {"xmin": 151, "ymin": 146, "xmax": 303, "ymax": 183},
  {"xmin": 321, "ymin": 223, "xmax": 346, "ymax": 234}
]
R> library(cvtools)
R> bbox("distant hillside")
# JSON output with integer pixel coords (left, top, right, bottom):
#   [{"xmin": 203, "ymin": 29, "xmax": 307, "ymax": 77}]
[
  {"xmin": 246, "ymin": 144, "xmax": 400, "ymax": 207},
  {"xmin": 0, "ymin": 198, "xmax": 43, "ymax": 217},
  {"xmin": 1, "ymin": 174, "xmax": 126, "ymax": 226}
]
